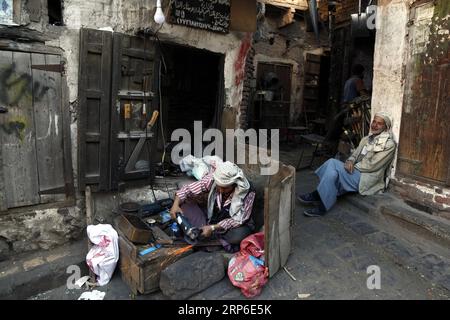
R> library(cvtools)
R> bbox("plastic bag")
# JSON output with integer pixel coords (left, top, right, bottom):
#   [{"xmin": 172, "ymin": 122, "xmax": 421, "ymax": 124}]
[
  {"xmin": 227, "ymin": 232, "xmax": 269, "ymax": 298},
  {"xmin": 179, "ymin": 155, "xmax": 223, "ymax": 180},
  {"xmin": 240, "ymin": 232, "xmax": 265, "ymax": 258},
  {"xmin": 86, "ymin": 224, "xmax": 119, "ymax": 286}
]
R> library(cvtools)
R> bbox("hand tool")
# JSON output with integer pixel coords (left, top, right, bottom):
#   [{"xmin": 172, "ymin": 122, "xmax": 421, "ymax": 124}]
[{"xmin": 125, "ymin": 110, "xmax": 159, "ymax": 172}]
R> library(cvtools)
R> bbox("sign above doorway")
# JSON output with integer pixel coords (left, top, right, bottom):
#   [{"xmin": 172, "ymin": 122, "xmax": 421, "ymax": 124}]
[{"xmin": 169, "ymin": 0, "xmax": 231, "ymax": 34}]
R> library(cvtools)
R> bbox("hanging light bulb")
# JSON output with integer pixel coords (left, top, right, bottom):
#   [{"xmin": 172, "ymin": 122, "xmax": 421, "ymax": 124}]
[{"xmin": 154, "ymin": 0, "xmax": 165, "ymax": 25}]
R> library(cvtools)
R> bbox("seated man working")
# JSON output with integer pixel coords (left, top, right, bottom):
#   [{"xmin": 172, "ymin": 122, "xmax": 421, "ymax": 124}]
[
  {"xmin": 169, "ymin": 161, "xmax": 256, "ymax": 251},
  {"xmin": 298, "ymin": 112, "xmax": 396, "ymax": 217}
]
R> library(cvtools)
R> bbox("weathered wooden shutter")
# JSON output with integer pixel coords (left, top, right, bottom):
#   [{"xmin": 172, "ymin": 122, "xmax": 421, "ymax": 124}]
[
  {"xmin": 31, "ymin": 53, "xmax": 70, "ymax": 203},
  {"xmin": 78, "ymin": 28, "xmax": 113, "ymax": 191},
  {"xmin": 0, "ymin": 49, "xmax": 71, "ymax": 209},
  {"xmin": 109, "ymin": 33, "xmax": 158, "ymax": 190},
  {"xmin": 0, "ymin": 50, "xmax": 40, "ymax": 208},
  {"xmin": 397, "ymin": 1, "xmax": 450, "ymax": 185}
]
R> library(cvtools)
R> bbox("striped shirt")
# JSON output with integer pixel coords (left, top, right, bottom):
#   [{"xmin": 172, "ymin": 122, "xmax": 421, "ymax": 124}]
[{"xmin": 176, "ymin": 173, "xmax": 256, "ymax": 231}]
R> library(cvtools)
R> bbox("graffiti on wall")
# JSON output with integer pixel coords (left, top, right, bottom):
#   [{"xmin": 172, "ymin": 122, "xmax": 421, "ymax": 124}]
[
  {"xmin": 0, "ymin": 116, "xmax": 27, "ymax": 141},
  {"xmin": 0, "ymin": 63, "xmax": 50, "ymax": 107}
]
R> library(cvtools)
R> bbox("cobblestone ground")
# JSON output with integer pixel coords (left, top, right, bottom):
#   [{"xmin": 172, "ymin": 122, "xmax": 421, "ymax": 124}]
[{"xmin": 30, "ymin": 146, "xmax": 450, "ymax": 300}]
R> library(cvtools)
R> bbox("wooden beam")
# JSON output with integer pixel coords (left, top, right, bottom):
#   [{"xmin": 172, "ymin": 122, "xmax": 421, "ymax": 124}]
[
  {"xmin": 262, "ymin": 0, "xmax": 308, "ymax": 11},
  {"xmin": 0, "ymin": 27, "xmax": 57, "ymax": 42},
  {"xmin": 278, "ymin": 7, "xmax": 296, "ymax": 28},
  {"xmin": 0, "ymin": 39, "xmax": 63, "ymax": 55}
]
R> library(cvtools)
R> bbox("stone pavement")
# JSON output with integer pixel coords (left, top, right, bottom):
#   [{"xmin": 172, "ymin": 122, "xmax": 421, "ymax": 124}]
[
  {"xmin": 27, "ymin": 167, "xmax": 450, "ymax": 300},
  {"xmin": 0, "ymin": 240, "xmax": 88, "ymax": 299}
]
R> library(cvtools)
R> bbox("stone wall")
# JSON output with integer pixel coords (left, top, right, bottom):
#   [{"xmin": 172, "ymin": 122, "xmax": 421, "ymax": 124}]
[
  {"xmin": 239, "ymin": 46, "xmax": 256, "ymax": 129},
  {"xmin": 390, "ymin": 178, "xmax": 450, "ymax": 221},
  {"xmin": 0, "ymin": 202, "xmax": 85, "ymax": 260},
  {"xmin": 252, "ymin": 6, "xmax": 329, "ymax": 124}
]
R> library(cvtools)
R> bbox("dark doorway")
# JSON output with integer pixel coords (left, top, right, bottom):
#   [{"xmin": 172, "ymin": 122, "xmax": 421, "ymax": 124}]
[
  {"xmin": 48, "ymin": 0, "xmax": 63, "ymax": 26},
  {"xmin": 160, "ymin": 44, "xmax": 223, "ymax": 138},
  {"xmin": 252, "ymin": 62, "xmax": 292, "ymax": 129}
]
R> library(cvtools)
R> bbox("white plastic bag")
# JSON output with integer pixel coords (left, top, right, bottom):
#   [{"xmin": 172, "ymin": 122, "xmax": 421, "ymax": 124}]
[
  {"xmin": 78, "ymin": 290, "xmax": 106, "ymax": 300},
  {"xmin": 86, "ymin": 224, "xmax": 119, "ymax": 286},
  {"xmin": 179, "ymin": 155, "xmax": 223, "ymax": 180}
]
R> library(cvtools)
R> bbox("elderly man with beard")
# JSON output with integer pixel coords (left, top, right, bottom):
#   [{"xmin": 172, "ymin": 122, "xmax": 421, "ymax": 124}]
[
  {"xmin": 169, "ymin": 161, "xmax": 256, "ymax": 251},
  {"xmin": 298, "ymin": 112, "xmax": 397, "ymax": 217}
]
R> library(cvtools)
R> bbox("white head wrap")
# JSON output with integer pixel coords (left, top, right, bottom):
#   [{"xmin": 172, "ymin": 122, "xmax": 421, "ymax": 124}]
[
  {"xmin": 208, "ymin": 161, "xmax": 251, "ymax": 223},
  {"xmin": 374, "ymin": 111, "xmax": 392, "ymax": 131}
]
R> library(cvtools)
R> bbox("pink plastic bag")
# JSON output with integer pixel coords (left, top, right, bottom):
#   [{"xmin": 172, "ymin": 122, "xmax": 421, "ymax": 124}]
[
  {"xmin": 86, "ymin": 224, "xmax": 119, "ymax": 286},
  {"xmin": 227, "ymin": 232, "xmax": 269, "ymax": 298}
]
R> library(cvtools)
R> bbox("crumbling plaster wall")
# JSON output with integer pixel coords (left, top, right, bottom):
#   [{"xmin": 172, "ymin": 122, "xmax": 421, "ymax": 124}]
[
  {"xmin": 371, "ymin": 0, "xmax": 411, "ymax": 151},
  {"xmin": 0, "ymin": 0, "xmax": 250, "ymax": 259}
]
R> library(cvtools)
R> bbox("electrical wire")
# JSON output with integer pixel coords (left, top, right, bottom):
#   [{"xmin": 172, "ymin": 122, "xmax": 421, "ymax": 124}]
[
  {"xmin": 158, "ymin": 58, "xmax": 171, "ymax": 197},
  {"xmin": 138, "ymin": 16, "xmax": 179, "ymax": 198},
  {"xmin": 143, "ymin": 32, "xmax": 157, "ymax": 202},
  {"xmin": 148, "ymin": 23, "xmax": 170, "ymax": 197}
]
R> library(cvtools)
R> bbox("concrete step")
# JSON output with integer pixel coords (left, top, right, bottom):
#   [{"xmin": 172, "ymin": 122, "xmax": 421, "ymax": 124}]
[
  {"xmin": 380, "ymin": 203, "xmax": 450, "ymax": 246},
  {"xmin": 343, "ymin": 192, "xmax": 450, "ymax": 247},
  {"xmin": 0, "ymin": 240, "xmax": 89, "ymax": 299},
  {"xmin": 338, "ymin": 193, "xmax": 450, "ymax": 292}
]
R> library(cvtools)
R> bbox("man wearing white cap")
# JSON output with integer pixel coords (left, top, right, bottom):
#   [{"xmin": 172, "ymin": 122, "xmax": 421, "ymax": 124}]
[
  {"xmin": 298, "ymin": 112, "xmax": 397, "ymax": 217},
  {"xmin": 170, "ymin": 161, "xmax": 256, "ymax": 250}
]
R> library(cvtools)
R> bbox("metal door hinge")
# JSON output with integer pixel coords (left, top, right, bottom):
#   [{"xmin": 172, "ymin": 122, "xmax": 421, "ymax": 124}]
[{"xmin": 32, "ymin": 62, "xmax": 65, "ymax": 74}]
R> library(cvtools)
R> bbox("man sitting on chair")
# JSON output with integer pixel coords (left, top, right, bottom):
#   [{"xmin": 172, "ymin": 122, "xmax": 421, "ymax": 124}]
[{"xmin": 298, "ymin": 112, "xmax": 397, "ymax": 217}]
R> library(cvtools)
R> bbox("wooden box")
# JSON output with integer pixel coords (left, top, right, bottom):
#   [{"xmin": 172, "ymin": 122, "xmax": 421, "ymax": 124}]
[
  {"xmin": 119, "ymin": 233, "xmax": 193, "ymax": 295},
  {"xmin": 117, "ymin": 213, "xmax": 154, "ymax": 244}
]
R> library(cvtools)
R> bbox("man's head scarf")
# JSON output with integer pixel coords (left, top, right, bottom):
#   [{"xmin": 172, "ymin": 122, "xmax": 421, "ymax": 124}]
[
  {"xmin": 208, "ymin": 161, "xmax": 251, "ymax": 223},
  {"xmin": 374, "ymin": 111, "xmax": 392, "ymax": 132},
  {"xmin": 370, "ymin": 111, "xmax": 394, "ymax": 141}
]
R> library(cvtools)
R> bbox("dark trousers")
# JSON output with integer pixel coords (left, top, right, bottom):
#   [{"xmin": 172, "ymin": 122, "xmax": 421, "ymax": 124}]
[{"xmin": 180, "ymin": 200, "xmax": 253, "ymax": 244}]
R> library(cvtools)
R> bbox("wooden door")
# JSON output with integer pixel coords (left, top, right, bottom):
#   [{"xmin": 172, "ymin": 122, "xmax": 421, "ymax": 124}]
[
  {"xmin": 78, "ymin": 28, "xmax": 113, "ymax": 192},
  {"xmin": 0, "ymin": 50, "xmax": 69, "ymax": 209},
  {"xmin": 397, "ymin": 1, "xmax": 450, "ymax": 185},
  {"xmin": 78, "ymin": 29, "xmax": 158, "ymax": 191},
  {"xmin": 109, "ymin": 33, "xmax": 158, "ymax": 190}
]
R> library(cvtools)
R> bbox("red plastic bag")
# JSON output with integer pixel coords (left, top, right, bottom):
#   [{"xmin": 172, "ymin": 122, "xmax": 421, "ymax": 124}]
[
  {"xmin": 227, "ymin": 232, "xmax": 269, "ymax": 298},
  {"xmin": 240, "ymin": 232, "xmax": 265, "ymax": 258}
]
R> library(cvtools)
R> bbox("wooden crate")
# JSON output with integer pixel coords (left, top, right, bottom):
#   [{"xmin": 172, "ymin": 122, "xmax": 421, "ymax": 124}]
[
  {"xmin": 119, "ymin": 234, "xmax": 193, "ymax": 295},
  {"xmin": 117, "ymin": 213, "xmax": 154, "ymax": 244}
]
